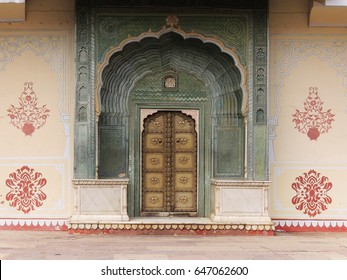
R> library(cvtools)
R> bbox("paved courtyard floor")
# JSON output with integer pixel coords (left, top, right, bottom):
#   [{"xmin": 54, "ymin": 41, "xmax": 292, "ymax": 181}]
[{"xmin": 1, "ymin": 230, "xmax": 347, "ymax": 260}]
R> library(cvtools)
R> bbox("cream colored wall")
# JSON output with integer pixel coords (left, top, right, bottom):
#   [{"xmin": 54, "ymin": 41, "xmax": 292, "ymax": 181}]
[
  {"xmin": 269, "ymin": 0, "xmax": 347, "ymax": 224},
  {"xmin": 1, "ymin": 0, "xmax": 345, "ymax": 230},
  {"xmin": 0, "ymin": 0, "xmax": 74, "ymax": 227}
]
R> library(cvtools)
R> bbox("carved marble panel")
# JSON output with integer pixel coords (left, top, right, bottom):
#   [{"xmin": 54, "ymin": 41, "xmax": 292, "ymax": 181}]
[
  {"xmin": 210, "ymin": 180, "xmax": 272, "ymax": 224},
  {"xmin": 70, "ymin": 179, "xmax": 129, "ymax": 223}
]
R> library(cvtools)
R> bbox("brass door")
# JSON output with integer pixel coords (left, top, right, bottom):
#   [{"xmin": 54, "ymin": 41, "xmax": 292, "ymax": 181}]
[{"xmin": 142, "ymin": 111, "xmax": 197, "ymax": 215}]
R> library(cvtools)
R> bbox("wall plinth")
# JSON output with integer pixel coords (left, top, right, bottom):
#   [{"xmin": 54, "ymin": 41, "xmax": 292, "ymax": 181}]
[
  {"xmin": 69, "ymin": 179, "xmax": 129, "ymax": 224},
  {"xmin": 211, "ymin": 180, "xmax": 272, "ymax": 225}
]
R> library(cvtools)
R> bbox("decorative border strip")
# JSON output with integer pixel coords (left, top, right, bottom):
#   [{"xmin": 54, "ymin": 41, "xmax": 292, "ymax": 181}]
[
  {"xmin": 72, "ymin": 179, "xmax": 129, "ymax": 185},
  {"xmin": 0, "ymin": 219, "xmax": 68, "ymax": 231},
  {"xmin": 0, "ymin": 218, "xmax": 275, "ymax": 234},
  {"xmin": 274, "ymin": 220, "xmax": 347, "ymax": 232},
  {"xmin": 67, "ymin": 223, "xmax": 275, "ymax": 235},
  {"xmin": 4, "ymin": 219, "xmax": 347, "ymax": 233},
  {"xmin": 211, "ymin": 180, "xmax": 271, "ymax": 187}
]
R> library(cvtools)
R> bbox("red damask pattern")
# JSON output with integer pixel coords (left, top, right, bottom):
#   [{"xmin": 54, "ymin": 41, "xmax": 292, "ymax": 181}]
[
  {"xmin": 7, "ymin": 82, "xmax": 50, "ymax": 136},
  {"xmin": 292, "ymin": 87, "xmax": 335, "ymax": 140},
  {"xmin": 5, "ymin": 166, "xmax": 47, "ymax": 214},
  {"xmin": 291, "ymin": 170, "xmax": 332, "ymax": 217}
]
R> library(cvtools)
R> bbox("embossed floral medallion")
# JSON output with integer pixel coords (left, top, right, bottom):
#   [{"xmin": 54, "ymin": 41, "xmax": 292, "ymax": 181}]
[
  {"xmin": 292, "ymin": 87, "xmax": 335, "ymax": 140},
  {"xmin": 291, "ymin": 170, "xmax": 332, "ymax": 217},
  {"xmin": 178, "ymin": 196, "xmax": 189, "ymax": 204},
  {"xmin": 149, "ymin": 196, "xmax": 160, "ymax": 204},
  {"xmin": 7, "ymin": 82, "xmax": 50, "ymax": 136}
]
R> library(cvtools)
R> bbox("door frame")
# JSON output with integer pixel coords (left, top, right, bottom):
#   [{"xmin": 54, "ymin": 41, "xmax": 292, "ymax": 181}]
[{"xmin": 129, "ymin": 103, "xmax": 210, "ymax": 217}]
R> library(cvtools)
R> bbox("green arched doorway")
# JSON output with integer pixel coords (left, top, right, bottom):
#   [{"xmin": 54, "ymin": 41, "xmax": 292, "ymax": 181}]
[{"xmin": 98, "ymin": 31, "xmax": 246, "ymax": 217}]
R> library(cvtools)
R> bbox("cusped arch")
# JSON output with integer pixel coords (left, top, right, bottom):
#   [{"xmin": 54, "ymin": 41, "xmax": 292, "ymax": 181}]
[{"xmin": 96, "ymin": 29, "xmax": 248, "ymax": 119}]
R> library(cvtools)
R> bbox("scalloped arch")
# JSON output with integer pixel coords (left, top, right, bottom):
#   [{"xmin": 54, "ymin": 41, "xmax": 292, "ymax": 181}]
[{"xmin": 96, "ymin": 28, "xmax": 248, "ymax": 117}]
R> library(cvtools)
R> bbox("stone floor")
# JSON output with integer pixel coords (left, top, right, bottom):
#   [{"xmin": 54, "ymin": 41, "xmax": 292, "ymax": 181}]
[{"xmin": 1, "ymin": 230, "xmax": 347, "ymax": 260}]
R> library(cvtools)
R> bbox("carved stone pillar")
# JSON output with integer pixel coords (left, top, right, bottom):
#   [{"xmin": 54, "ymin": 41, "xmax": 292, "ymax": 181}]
[{"xmin": 74, "ymin": 2, "xmax": 96, "ymax": 179}]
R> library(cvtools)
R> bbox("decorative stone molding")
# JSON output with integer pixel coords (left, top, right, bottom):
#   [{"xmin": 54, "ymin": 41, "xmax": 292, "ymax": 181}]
[
  {"xmin": 210, "ymin": 180, "xmax": 272, "ymax": 224},
  {"xmin": 69, "ymin": 179, "xmax": 129, "ymax": 223},
  {"xmin": 67, "ymin": 222, "xmax": 275, "ymax": 235}
]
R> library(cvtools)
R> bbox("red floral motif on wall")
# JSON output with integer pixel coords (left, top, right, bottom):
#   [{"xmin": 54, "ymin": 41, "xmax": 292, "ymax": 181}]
[
  {"xmin": 5, "ymin": 166, "xmax": 47, "ymax": 214},
  {"xmin": 292, "ymin": 87, "xmax": 335, "ymax": 140},
  {"xmin": 7, "ymin": 82, "xmax": 50, "ymax": 136},
  {"xmin": 291, "ymin": 170, "xmax": 332, "ymax": 217}
]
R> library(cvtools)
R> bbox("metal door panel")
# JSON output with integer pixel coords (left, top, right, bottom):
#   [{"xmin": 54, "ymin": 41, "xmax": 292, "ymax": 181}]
[
  {"xmin": 142, "ymin": 111, "xmax": 197, "ymax": 215},
  {"xmin": 144, "ymin": 173, "xmax": 165, "ymax": 189},
  {"xmin": 175, "ymin": 192, "xmax": 195, "ymax": 211},
  {"xmin": 174, "ymin": 173, "xmax": 194, "ymax": 189},
  {"xmin": 175, "ymin": 133, "xmax": 194, "ymax": 150},
  {"xmin": 143, "ymin": 192, "xmax": 165, "ymax": 211}
]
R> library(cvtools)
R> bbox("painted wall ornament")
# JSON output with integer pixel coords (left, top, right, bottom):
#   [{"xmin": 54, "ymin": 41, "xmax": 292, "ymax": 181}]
[
  {"xmin": 5, "ymin": 166, "xmax": 47, "ymax": 214},
  {"xmin": 7, "ymin": 82, "xmax": 50, "ymax": 136},
  {"xmin": 292, "ymin": 87, "xmax": 335, "ymax": 140},
  {"xmin": 291, "ymin": 170, "xmax": 333, "ymax": 217}
]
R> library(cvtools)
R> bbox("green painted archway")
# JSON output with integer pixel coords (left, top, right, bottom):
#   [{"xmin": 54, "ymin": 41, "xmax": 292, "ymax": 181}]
[{"xmin": 97, "ymin": 31, "xmax": 246, "ymax": 217}]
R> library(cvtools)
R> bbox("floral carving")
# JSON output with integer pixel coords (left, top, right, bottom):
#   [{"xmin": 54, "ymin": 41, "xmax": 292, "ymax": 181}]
[
  {"xmin": 151, "ymin": 137, "xmax": 163, "ymax": 145},
  {"xmin": 179, "ymin": 176, "xmax": 190, "ymax": 184},
  {"xmin": 165, "ymin": 15, "xmax": 179, "ymax": 28},
  {"xmin": 176, "ymin": 138, "xmax": 188, "ymax": 145},
  {"xmin": 149, "ymin": 119, "xmax": 161, "ymax": 128},
  {"xmin": 178, "ymin": 156, "xmax": 189, "ymax": 165},
  {"xmin": 178, "ymin": 196, "xmax": 189, "ymax": 204},
  {"xmin": 178, "ymin": 119, "xmax": 187, "ymax": 127},
  {"xmin": 5, "ymin": 166, "xmax": 47, "ymax": 214},
  {"xmin": 150, "ymin": 177, "xmax": 160, "ymax": 185},
  {"xmin": 292, "ymin": 87, "xmax": 335, "ymax": 140},
  {"xmin": 8, "ymin": 82, "xmax": 50, "ymax": 136},
  {"xmin": 149, "ymin": 196, "xmax": 160, "ymax": 204},
  {"xmin": 150, "ymin": 158, "xmax": 160, "ymax": 165},
  {"xmin": 291, "ymin": 170, "xmax": 332, "ymax": 217}
]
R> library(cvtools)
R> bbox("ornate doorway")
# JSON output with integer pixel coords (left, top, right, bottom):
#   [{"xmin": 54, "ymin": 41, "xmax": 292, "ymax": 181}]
[
  {"xmin": 71, "ymin": 6, "xmax": 273, "ymax": 232},
  {"xmin": 141, "ymin": 111, "xmax": 197, "ymax": 216},
  {"xmin": 94, "ymin": 30, "xmax": 250, "ymax": 218}
]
